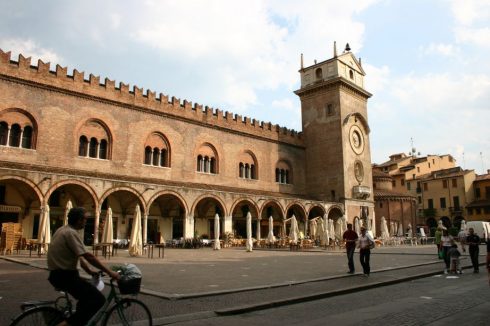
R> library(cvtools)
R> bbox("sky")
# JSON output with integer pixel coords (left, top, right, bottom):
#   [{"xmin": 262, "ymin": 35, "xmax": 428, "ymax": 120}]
[{"xmin": 1, "ymin": 0, "xmax": 489, "ymax": 174}]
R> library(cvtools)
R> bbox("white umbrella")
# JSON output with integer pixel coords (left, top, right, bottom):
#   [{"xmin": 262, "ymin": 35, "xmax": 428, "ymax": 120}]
[
  {"xmin": 328, "ymin": 219, "xmax": 334, "ymax": 243},
  {"xmin": 63, "ymin": 200, "xmax": 72, "ymax": 226},
  {"xmin": 38, "ymin": 204, "xmax": 51, "ymax": 252},
  {"xmin": 323, "ymin": 214, "xmax": 329, "ymax": 246},
  {"xmin": 129, "ymin": 204, "xmax": 143, "ymax": 256},
  {"xmin": 246, "ymin": 212, "xmax": 253, "ymax": 252},
  {"xmin": 289, "ymin": 215, "xmax": 299, "ymax": 245},
  {"xmin": 460, "ymin": 220, "xmax": 467, "ymax": 231},
  {"xmin": 354, "ymin": 218, "xmax": 361, "ymax": 236},
  {"xmin": 397, "ymin": 222, "xmax": 404, "ymax": 237},
  {"xmin": 213, "ymin": 214, "xmax": 221, "ymax": 250},
  {"xmin": 101, "ymin": 207, "xmax": 114, "ymax": 244},
  {"xmin": 309, "ymin": 219, "xmax": 317, "ymax": 239},
  {"xmin": 380, "ymin": 217, "xmax": 390, "ymax": 240},
  {"xmin": 335, "ymin": 218, "xmax": 342, "ymax": 240},
  {"xmin": 267, "ymin": 216, "xmax": 276, "ymax": 244},
  {"xmin": 407, "ymin": 223, "xmax": 413, "ymax": 238},
  {"xmin": 317, "ymin": 218, "xmax": 324, "ymax": 243}
]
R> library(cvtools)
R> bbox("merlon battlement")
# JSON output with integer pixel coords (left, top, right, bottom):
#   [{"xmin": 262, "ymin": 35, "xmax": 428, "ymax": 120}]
[{"xmin": 0, "ymin": 49, "xmax": 303, "ymax": 145}]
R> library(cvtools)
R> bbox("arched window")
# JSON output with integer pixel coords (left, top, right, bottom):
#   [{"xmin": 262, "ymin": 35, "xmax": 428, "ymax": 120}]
[
  {"xmin": 99, "ymin": 139, "xmax": 108, "ymax": 159},
  {"xmin": 144, "ymin": 132, "xmax": 170, "ymax": 167},
  {"xmin": 197, "ymin": 155, "xmax": 203, "ymax": 172},
  {"xmin": 152, "ymin": 147, "xmax": 160, "ymax": 166},
  {"xmin": 9, "ymin": 124, "xmax": 21, "ymax": 147},
  {"xmin": 160, "ymin": 149, "xmax": 167, "ymax": 167},
  {"xmin": 315, "ymin": 68, "xmax": 323, "ymax": 80},
  {"xmin": 89, "ymin": 137, "xmax": 98, "ymax": 158},
  {"xmin": 0, "ymin": 122, "xmax": 8, "ymax": 145},
  {"xmin": 251, "ymin": 164, "xmax": 256, "ymax": 179},
  {"xmin": 21, "ymin": 125, "xmax": 33, "ymax": 149},
  {"xmin": 349, "ymin": 70, "xmax": 354, "ymax": 80},
  {"xmin": 196, "ymin": 143, "xmax": 218, "ymax": 174},
  {"xmin": 239, "ymin": 163, "xmax": 244, "ymax": 178},
  {"xmin": 144, "ymin": 146, "xmax": 152, "ymax": 165},
  {"xmin": 79, "ymin": 136, "xmax": 88, "ymax": 156},
  {"xmin": 275, "ymin": 161, "xmax": 292, "ymax": 184},
  {"xmin": 245, "ymin": 164, "xmax": 250, "ymax": 179},
  {"xmin": 78, "ymin": 119, "xmax": 112, "ymax": 160}
]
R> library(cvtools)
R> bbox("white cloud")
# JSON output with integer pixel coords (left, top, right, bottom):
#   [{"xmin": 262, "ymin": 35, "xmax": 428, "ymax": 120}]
[
  {"xmin": 0, "ymin": 39, "xmax": 62, "ymax": 64},
  {"xmin": 110, "ymin": 13, "xmax": 121, "ymax": 29},
  {"xmin": 363, "ymin": 63, "xmax": 390, "ymax": 95},
  {"xmin": 455, "ymin": 26, "xmax": 490, "ymax": 47},
  {"xmin": 450, "ymin": 0, "xmax": 490, "ymax": 25},
  {"xmin": 419, "ymin": 43, "xmax": 460, "ymax": 57}
]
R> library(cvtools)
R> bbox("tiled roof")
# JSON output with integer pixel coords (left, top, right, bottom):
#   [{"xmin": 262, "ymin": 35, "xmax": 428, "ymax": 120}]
[
  {"xmin": 374, "ymin": 189, "xmax": 416, "ymax": 200},
  {"xmin": 475, "ymin": 173, "xmax": 490, "ymax": 181},
  {"xmin": 466, "ymin": 199, "xmax": 490, "ymax": 208}
]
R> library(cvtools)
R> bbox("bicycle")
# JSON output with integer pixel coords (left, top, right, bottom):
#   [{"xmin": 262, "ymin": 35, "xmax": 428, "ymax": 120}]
[{"xmin": 9, "ymin": 272, "xmax": 152, "ymax": 326}]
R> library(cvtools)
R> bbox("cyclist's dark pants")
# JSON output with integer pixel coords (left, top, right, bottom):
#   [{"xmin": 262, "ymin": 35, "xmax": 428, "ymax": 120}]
[{"xmin": 49, "ymin": 269, "xmax": 105, "ymax": 326}]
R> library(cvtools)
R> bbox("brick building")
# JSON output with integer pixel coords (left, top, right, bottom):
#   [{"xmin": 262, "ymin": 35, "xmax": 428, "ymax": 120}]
[{"xmin": 0, "ymin": 44, "xmax": 374, "ymax": 245}]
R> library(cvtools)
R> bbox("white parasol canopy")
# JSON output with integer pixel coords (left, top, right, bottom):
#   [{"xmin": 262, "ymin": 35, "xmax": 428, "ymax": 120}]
[
  {"xmin": 397, "ymin": 222, "xmax": 404, "ymax": 237},
  {"xmin": 213, "ymin": 214, "xmax": 221, "ymax": 250},
  {"xmin": 328, "ymin": 219, "xmax": 335, "ymax": 243},
  {"xmin": 322, "ymin": 214, "xmax": 329, "ymax": 246},
  {"xmin": 309, "ymin": 219, "xmax": 317, "ymax": 239},
  {"xmin": 38, "ymin": 204, "xmax": 51, "ymax": 252},
  {"xmin": 380, "ymin": 216, "xmax": 390, "ymax": 240},
  {"xmin": 267, "ymin": 216, "xmax": 276, "ymax": 244},
  {"xmin": 317, "ymin": 217, "xmax": 324, "ymax": 243},
  {"xmin": 407, "ymin": 223, "xmax": 413, "ymax": 238},
  {"xmin": 246, "ymin": 212, "xmax": 253, "ymax": 252},
  {"xmin": 63, "ymin": 200, "xmax": 72, "ymax": 226},
  {"xmin": 129, "ymin": 204, "xmax": 143, "ymax": 256},
  {"xmin": 460, "ymin": 220, "xmax": 467, "ymax": 231},
  {"xmin": 101, "ymin": 207, "xmax": 114, "ymax": 244},
  {"xmin": 289, "ymin": 215, "xmax": 299, "ymax": 245}
]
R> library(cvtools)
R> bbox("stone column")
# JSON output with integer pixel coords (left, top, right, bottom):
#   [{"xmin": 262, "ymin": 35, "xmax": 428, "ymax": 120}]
[
  {"xmin": 143, "ymin": 213, "xmax": 148, "ymax": 244},
  {"xmin": 94, "ymin": 208, "xmax": 100, "ymax": 245},
  {"xmin": 256, "ymin": 217, "xmax": 261, "ymax": 241},
  {"xmin": 184, "ymin": 214, "xmax": 194, "ymax": 239}
]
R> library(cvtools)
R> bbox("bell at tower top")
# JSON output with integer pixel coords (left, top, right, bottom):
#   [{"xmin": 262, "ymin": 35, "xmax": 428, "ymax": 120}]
[{"xmin": 297, "ymin": 42, "xmax": 368, "ymax": 94}]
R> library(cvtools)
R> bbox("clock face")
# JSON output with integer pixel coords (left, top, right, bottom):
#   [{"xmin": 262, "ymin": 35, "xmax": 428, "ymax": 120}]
[{"xmin": 349, "ymin": 125, "xmax": 364, "ymax": 154}]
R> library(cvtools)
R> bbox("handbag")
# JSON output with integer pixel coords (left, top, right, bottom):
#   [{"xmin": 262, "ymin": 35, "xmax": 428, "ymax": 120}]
[
  {"xmin": 438, "ymin": 250, "xmax": 444, "ymax": 259},
  {"xmin": 369, "ymin": 239, "xmax": 375, "ymax": 250}
]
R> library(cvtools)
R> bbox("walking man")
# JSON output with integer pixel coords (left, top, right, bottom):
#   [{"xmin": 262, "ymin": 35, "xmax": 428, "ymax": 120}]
[
  {"xmin": 465, "ymin": 227, "xmax": 481, "ymax": 273},
  {"xmin": 343, "ymin": 223, "xmax": 358, "ymax": 274},
  {"xmin": 358, "ymin": 226, "xmax": 374, "ymax": 277}
]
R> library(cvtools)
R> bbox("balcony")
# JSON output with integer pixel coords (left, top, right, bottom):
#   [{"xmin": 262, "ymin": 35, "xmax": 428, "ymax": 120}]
[
  {"xmin": 449, "ymin": 206, "xmax": 463, "ymax": 216},
  {"xmin": 353, "ymin": 185, "xmax": 371, "ymax": 199}
]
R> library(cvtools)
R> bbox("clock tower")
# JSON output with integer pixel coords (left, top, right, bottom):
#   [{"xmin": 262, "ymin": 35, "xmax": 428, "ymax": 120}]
[{"xmin": 294, "ymin": 43, "xmax": 374, "ymax": 222}]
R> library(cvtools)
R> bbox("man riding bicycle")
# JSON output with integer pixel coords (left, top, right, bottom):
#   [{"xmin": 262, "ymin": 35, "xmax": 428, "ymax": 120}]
[{"xmin": 47, "ymin": 207, "xmax": 120, "ymax": 326}]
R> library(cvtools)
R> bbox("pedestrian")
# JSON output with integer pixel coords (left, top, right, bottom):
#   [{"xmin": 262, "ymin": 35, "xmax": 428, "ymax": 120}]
[
  {"xmin": 358, "ymin": 226, "xmax": 374, "ymax": 277},
  {"xmin": 47, "ymin": 207, "xmax": 120, "ymax": 326},
  {"xmin": 447, "ymin": 244, "xmax": 462, "ymax": 274},
  {"xmin": 486, "ymin": 240, "xmax": 490, "ymax": 286},
  {"xmin": 465, "ymin": 228, "xmax": 480, "ymax": 273},
  {"xmin": 342, "ymin": 223, "xmax": 358, "ymax": 274},
  {"xmin": 434, "ymin": 227, "xmax": 443, "ymax": 258},
  {"xmin": 440, "ymin": 229, "xmax": 455, "ymax": 274}
]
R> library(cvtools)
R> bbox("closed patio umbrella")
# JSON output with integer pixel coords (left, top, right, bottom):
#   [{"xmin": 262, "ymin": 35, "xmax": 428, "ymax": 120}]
[
  {"xmin": 267, "ymin": 216, "xmax": 276, "ymax": 244},
  {"xmin": 63, "ymin": 200, "xmax": 72, "ymax": 226},
  {"xmin": 323, "ymin": 214, "xmax": 329, "ymax": 246},
  {"xmin": 316, "ymin": 218, "xmax": 323, "ymax": 243},
  {"xmin": 354, "ymin": 218, "xmax": 361, "ymax": 236},
  {"xmin": 246, "ymin": 212, "xmax": 253, "ymax": 252},
  {"xmin": 213, "ymin": 214, "xmax": 221, "ymax": 250},
  {"xmin": 380, "ymin": 217, "xmax": 390, "ymax": 241},
  {"xmin": 309, "ymin": 218, "xmax": 317, "ymax": 239},
  {"xmin": 289, "ymin": 215, "xmax": 299, "ymax": 245},
  {"xmin": 397, "ymin": 222, "xmax": 404, "ymax": 237},
  {"xmin": 129, "ymin": 204, "xmax": 143, "ymax": 256},
  {"xmin": 101, "ymin": 207, "xmax": 114, "ymax": 244},
  {"xmin": 38, "ymin": 204, "xmax": 51, "ymax": 252}
]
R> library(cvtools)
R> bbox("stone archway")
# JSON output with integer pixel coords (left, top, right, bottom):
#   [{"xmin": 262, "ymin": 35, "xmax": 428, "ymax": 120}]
[
  {"xmin": 46, "ymin": 183, "xmax": 97, "ymax": 245},
  {"xmin": 0, "ymin": 176, "xmax": 42, "ymax": 239},
  {"xmin": 100, "ymin": 188, "xmax": 145, "ymax": 243},
  {"xmin": 286, "ymin": 203, "xmax": 307, "ymax": 238},
  {"xmin": 260, "ymin": 200, "xmax": 284, "ymax": 238},
  {"xmin": 193, "ymin": 197, "xmax": 226, "ymax": 240},
  {"xmin": 148, "ymin": 193, "xmax": 187, "ymax": 242},
  {"xmin": 231, "ymin": 199, "xmax": 260, "ymax": 239},
  {"xmin": 308, "ymin": 205, "xmax": 326, "ymax": 238}
]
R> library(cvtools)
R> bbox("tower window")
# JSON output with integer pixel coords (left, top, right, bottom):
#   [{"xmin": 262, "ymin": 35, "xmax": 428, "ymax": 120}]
[
  {"xmin": 315, "ymin": 68, "xmax": 323, "ymax": 81},
  {"xmin": 349, "ymin": 70, "xmax": 354, "ymax": 79}
]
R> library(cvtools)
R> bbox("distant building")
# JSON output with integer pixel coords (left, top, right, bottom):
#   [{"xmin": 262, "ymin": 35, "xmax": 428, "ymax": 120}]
[
  {"xmin": 0, "ymin": 43, "xmax": 375, "ymax": 245},
  {"xmin": 466, "ymin": 171, "xmax": 490, "ymax": 222},
  {"xmin": 372, "ymin": 169, "xmax": 416, "ymax": 237}
]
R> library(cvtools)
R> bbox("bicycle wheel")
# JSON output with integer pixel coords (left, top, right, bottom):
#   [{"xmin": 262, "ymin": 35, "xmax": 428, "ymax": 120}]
[
  {"xmin": 103, "ymin": 298, "xmax": 152, "ymax": 326},
  {"xmin": 10, "ymin": 306, "xmax": 64, "ymax": 326}
]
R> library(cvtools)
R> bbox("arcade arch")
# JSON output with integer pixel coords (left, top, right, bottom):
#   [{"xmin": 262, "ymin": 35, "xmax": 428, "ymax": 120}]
[
  {"xmin": 230, "ymin": 199, "xmax": 259, "ymax": 239},
  {"xmin": 147, "ymin": 192, "xmax": 187, "ymax": 242},
  {"xmin": 193, "ymin": 196, "xmax": 226, "ymax": 239}
]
